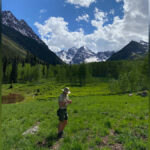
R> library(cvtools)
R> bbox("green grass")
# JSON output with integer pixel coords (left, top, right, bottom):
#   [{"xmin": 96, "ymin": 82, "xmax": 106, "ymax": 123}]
[
  {"xmin": 2, "ymin": 78, "xmax": 110, "ymax": 101},
  {"xmin": 2, "ymin": 79, "xmax": 148, "ymax": 150}
]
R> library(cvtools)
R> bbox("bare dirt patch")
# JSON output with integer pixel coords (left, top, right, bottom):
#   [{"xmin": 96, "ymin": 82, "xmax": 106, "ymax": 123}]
[
  {"xmin": 37, "ymin": 134, "xmax": 63, "ymax": 150},
  {"xmin": 2, "ymin": 93, "xmax": 24, "ymax": 104},
  {"xmin": 50, "ymin": 139, "xmax": 62, "ymax": 150},
  {"xmin": 99, "ymin": 129, "xmax": 124, "ymax": 150},
  {"xmin": 110, "ymin": 143, "xmax": 124, "ymax": 150}
]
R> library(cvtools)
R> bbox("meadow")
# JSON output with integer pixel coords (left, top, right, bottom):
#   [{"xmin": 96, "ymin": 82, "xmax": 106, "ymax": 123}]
[{"xmin": 2, "ymin": 79, "xmax": 148, "ymax": 150}]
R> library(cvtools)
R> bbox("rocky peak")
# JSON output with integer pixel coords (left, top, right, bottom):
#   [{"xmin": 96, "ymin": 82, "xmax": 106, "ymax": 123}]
[{"xmin": 2, "ymin": 10, "xmax": 43, "ymax": 44}]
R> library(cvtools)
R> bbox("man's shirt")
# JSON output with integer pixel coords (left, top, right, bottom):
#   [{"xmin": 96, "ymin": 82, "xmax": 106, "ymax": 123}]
[{"xmin": 58, "ymin": 93, "xmax": 69, "ymax": 109}]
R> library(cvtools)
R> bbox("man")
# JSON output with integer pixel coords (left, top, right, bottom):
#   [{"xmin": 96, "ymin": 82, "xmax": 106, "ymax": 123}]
[{"xmin": 57, "ymin": 87, "xmax": 72, "ymax": 138}]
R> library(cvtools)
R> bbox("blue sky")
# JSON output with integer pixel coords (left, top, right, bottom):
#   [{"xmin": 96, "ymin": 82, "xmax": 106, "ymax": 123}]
[{"xmin": 2, "ymin": 0, "xmax": 148, "ymax": 52}]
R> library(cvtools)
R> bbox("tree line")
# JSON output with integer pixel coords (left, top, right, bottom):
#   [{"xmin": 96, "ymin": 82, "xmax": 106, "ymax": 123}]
[{"xmin": 2, "ymin": 56, "xmax": 148, "ymax": 93}]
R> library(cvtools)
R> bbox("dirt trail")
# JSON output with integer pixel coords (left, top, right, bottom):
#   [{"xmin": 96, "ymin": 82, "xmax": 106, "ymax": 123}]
[
  {"xmin": 50, "ymin": 139, "xmax": 63, "ymax": 150},
  {"xmin": 37, "ymin": 135, "xmax": 63, "ymax": 150},
  {"xmin": 100, "ymin": 129, "xmax": 124, "ymax": 150}
]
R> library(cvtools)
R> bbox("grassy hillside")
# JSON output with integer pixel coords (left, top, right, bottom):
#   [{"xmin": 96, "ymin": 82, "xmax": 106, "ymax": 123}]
[
  {"xmin": 2, "ymin": 34, "xmax": 27, "ymax": 58},
  {"xmin": 2, "ymin": 79, "xmax": 148, "ymax": 150}
]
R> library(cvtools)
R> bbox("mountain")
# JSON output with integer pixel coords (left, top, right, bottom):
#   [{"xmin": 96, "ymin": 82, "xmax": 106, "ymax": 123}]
[
  {"xmin": 97, "ymin": 51, "xmax": 115, "ymax": 62},
  {"xmin": 2, "ymin": 10, "xmax": 63, "ymax": 65},
  {"xmin": 108, "ymin": 40, "xmax": 148, "ymax": 61},
  {"xmin": 2, "ymin": 34, "xmax": 45, "ymax": 64},
  {"xmin": 2, "ymin": 34, "xmax": 27, "ymax": 58},
  {"xmin": 72, "ymin": 46, "xmax": 99, "ymax": 64},
  {"xmin": 2, "ymin": 11, "xmax": 43, "ymax": 44},
  {"xmin": 57, "ymin": 46, "xmax": 114, "ymax": 64},
  {"xmin": 57, "ymin": 47, "xmax": 78, "ymax": 64}
]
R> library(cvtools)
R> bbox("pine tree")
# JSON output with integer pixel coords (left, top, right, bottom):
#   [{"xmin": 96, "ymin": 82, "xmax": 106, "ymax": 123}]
[
  {"xmin": 78, "ymin": 63, "xmax": 87, "ymax": 86},
  {"xmin": 2, "ymin": 57, "xmax": 7, "ymax": 82},
  {"xmin": 10, "ymin": 58, "xmax": 18, "ymax": 83}
]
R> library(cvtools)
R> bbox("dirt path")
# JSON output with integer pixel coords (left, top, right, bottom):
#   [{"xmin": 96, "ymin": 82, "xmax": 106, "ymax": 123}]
[
  {"xmin": 50, "ymin": 138, "xmax": 63, "ymax": 150},
  {"xmin": 37, "ymin": 135, "xmax": 63, "ymax": 150},
  {"xmin": 99, "ymin": 129, "xmax": 124, "ymax": 150}
]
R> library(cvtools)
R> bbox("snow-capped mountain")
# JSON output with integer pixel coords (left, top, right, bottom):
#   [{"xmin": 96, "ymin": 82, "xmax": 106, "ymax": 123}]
[
  {"xmin": 57, "ymin": 46, "xmax": 114, "ymax": 64},
  {"xmin": 2, "ymin": 10, "xmax": 43, "ymax": 44},
  {"xmin": 57, "ymin": 47, "xmax": 78, "ymax": 64}
]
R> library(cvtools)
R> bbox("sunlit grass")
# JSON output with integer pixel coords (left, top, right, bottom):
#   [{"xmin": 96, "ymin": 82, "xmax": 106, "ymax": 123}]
[{"xmin": 2, "ymin": 85, "xmax": 148, "ymax": 150}]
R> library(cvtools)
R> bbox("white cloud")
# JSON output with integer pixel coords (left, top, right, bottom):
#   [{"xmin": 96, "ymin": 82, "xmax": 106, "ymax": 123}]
[
  {"xmin": 34, "ymin": 17, "xmax": 85, "ymax": 52},
  {"xmin": 66, "ymin": 0, "xmax": 96, "ymax": 7},
  {"xmin": 109, "ymin": 9, "xmax": 115, "ymax": 15},
  {"xmin": 35, "ymin": 0, "xmax": 148, "ymax": 53},
  {"xmin": 94, "ymin": 8, "xmax": 107, "ymax": 20},
  {"xmin": 92, "ymin": 8, "xmax": 108, "ymax": 26},
  {"xmin": 88, "ymin": 0, "xmax": 148, "ymax": 51},
  {"xmin": 116, "ymin": 0, "xmax": 122, "ymax": 2},
  {"xmin": 76, "ymin": 14, "xmax": 89, "ymax": 22},
  {"xmin": 40, "ymin": 9, "xmax": 47, "ymax": 14},
  {"xmin": 75, "ymin": 5, "xmax": 80, "ymax": 8}
]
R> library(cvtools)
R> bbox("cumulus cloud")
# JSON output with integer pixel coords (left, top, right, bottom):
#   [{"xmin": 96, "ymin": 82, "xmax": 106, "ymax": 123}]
[
  {"xmin": 65, "ymin": 0, "xmax": 96, "ymax": 7},
  {"xmin": 76, "ymin": 14, "xmax": 89, "ymax": 22},
  {"xmin": 88, "ymin": 0, "xmax": 148, "ymax": 51},
  {"xmin": 91, "ymin": 8, "xmax": 108, "ymax": 27},
  {"xmin": 34, "ymin": 17, "xmax": 85, "ymax": 52},
  {"xmin": 35, "ymin": 0, "xmax": 148, "ymax": 52}
]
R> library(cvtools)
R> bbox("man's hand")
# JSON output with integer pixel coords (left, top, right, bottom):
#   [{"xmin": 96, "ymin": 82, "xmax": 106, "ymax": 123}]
[
  {"xmin": 59, "ymin": 101, "xmax": 67, "ymax": 107},
  {"xmin": 59, "ymin": 100, "xmax": 72, "ymax": 107},
  {"xmin": 67, "ymin": 100, "xmax": 72, "ymax": 104}
]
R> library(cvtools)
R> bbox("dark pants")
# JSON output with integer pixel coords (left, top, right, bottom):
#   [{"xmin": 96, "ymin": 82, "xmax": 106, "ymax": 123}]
[{"xmin": 57, "ymin": 108, "xmax": 68, "ymax": 121}]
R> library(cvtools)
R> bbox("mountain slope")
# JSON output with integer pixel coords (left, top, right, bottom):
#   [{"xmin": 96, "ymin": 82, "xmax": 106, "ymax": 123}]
[
  {"xmin": 2, "ymin": 24, "xmax": 63, "ymax": 64},
  {"xmin": 2, "ymin": 11, "xmax": 43, "ymax": 44},
  {"xmin": 2, "ymin": 10, "xmax": 63, "ymax": 65},
  {"xmin": 97, "ymin": 51, "xmax": 115, "ymax": 61},
  {"xmin": 108, "ymin": 41, "xmax": 148, "ymax": 61},
  {"xmin": 2, "ymin": 34, "xmax": 27, "ymax": 58},
  {"xmin": 2, "ymin": 34, "xmax": 45, "ymax": 64}
]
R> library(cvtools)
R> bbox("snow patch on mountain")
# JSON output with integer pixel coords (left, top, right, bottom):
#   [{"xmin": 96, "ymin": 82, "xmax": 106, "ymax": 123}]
[{"xmin": 84, "ymin": 56, "xmax": 99, "ymax": 63}]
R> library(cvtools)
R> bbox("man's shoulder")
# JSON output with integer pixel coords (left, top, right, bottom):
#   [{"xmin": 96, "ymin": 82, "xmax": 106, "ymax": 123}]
[{"xmin": 59, "ymin": 94, "xmax": 64, "ymax": 101}]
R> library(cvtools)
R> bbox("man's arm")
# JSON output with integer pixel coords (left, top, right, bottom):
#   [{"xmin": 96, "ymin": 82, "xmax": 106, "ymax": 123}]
[
  {"xmin": 59, "ymin": 101, "xmax": 67, "ymax": 107},
  {"xmin": 66, "ymin": 100, "xmax": 72, "ymax": 104},
  {"xmin": 59, "ymin": 100, "xmax": 72, "ymax": 107},
  {"xmin": 66, "ymin": 95, "xmax": 72, "ymax": 104}
]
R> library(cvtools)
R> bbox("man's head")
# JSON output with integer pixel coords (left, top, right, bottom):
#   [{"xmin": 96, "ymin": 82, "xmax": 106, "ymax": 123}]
[{"xmin": 62, "ymin": 87, "xmax": 71, "ymax": 95}]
